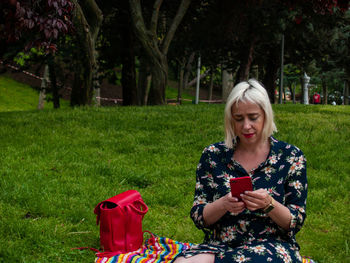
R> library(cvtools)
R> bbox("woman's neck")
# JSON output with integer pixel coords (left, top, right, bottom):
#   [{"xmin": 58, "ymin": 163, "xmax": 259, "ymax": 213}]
[
  {"xmin": 233, "ymin": 138, "xmax": 271, "ymax": 173},
  {"xmin": 236, "ymin": 139, "xmax": 270, "ymax": 154}
]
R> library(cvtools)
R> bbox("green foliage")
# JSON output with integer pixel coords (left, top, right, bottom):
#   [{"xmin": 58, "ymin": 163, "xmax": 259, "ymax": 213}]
[
  {"xmin": 13, "ymin": 48, "xmax": 45, "ymax": 67},
  {"xmin": 13, "ymin": 52, "xmax": 31, "ymax": 67},
  {"xmin": 0, "ymin": 100, "xmax": 349, "ymax": 262},
  {"xmin": 283, "ymin": 64, "xmax": 301, "ymax": 90}
]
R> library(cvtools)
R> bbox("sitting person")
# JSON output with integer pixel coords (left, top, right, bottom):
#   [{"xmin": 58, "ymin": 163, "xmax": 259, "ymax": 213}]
[
  {"xmin": 175, "ymin": 79, "xmax": 307, "ymax": 263},
  {"xmin": 313, "ymin": 93, "xmax": 321, "ymax": 104}
]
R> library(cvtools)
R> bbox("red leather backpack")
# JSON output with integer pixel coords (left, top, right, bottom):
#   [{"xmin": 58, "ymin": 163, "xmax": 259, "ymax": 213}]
[{"xmin": 94, "ymin": 190, "xmax": 148, "ymax": 254}]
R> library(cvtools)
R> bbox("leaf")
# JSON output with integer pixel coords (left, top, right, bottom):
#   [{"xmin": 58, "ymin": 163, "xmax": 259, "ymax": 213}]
[
  {"xmin": 49, "ymin": 44, "xmax": 57, "ymax": 52},
  {"xmin": 27, "ymin": 10, "xmax": 33, "ymax": 19},
  {"xmin": 44, "ymin": 28, "xmax": 51, "ymax": 39},
  {"xmin": 28, "ymin": 19, "xmax": 35, "ymax": 29},
  {"xmin": 19, "ymin": 7, "xmax": 26, "ymax": 17},
  {"xmin": 53, "ymin": 28, "xmax": 58, "ymax": 39},
  {"xmin": 56, "ymin": 20, "xmax": 62, "ymax": 30}
]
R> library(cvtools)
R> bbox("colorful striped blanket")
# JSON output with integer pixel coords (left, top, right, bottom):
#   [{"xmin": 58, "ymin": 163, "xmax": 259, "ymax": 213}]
[
  {"xmin": 95, "ymin": 235, "xmax": 316, "ymax": 263},
  {"xmin": 95, "ymin": 236, "xmax": 191, "ymax": 263}
]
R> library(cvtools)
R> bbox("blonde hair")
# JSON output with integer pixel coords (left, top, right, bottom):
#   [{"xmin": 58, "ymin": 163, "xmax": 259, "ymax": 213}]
[{"xmin": 224, "ymin": 79, "xmax": 277, "ymax": 148}]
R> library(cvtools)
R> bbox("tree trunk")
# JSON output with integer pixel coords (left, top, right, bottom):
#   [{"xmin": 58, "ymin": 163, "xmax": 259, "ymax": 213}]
[
  {"xmin": 293, "ymin": 83, "xmax": 296, "ymax": 104},
  {"xmin": 121, "ymin": 18, "xmax": 138, "ymax": 106},
  {"xmin": 251, "ymin": 65, "xmax": 259, "ymax": 79},
  {"xmin": 94, "ymin": 86, "xmax": 100, "ymax": 106},
  {"xmin": 187, "ymin": 70, "xmax": 210, "ymax": 87},
  {"xmin": 38, "ymin": 65, "xmax": 49, "ymax": 110},
  {"xmin": 183, "ymin": 52, "xmax": 195, "ymax": 89},
  {"xmin": 222, "ymin": 67, "xmax": 233, "ymax": 102},
  {"xmin": 344, "ymin": 69, "xmax": 350, "ymax": 105},
  {"xmin": 178, "ymin": 60, "xmax": 185, "ymax": 104},
  {"xmin": 262, "ymin": 51, "xmax": 279, "ymax": 104},
  {"xmin": 288, "ymin": 83, "xmax": 296, "ymax": 104},
  {"xmin": 148, "ymin": 55, "xmax": 168, "ymax": 105},
  {"xmin": 300, "ymin": 76, "xmax": 304, "ymax": 104},
  {"xmin": 208, "ymin": 68, "xmax": 214, "ymax": 102},
  {"xmin": 344, "ymin": 79, "xmax": 349, "ymax": 105},
  {"xmin": 129, "ymin": 0, "xmax": 191, "ymax": 105},
  {"xmin": 321, "ymin": 75, "xmax": 327, "ymax": 104},
  {"xmin": 48, "ymin": 57, "xmax": 60, "ymax": 109},
  {"xmin": 137, "ymin": 55, "xmax": 151, "ymax": 105},
  {"xmin": 235, "ymin": 36, "xmax": 257, "ymax": 84},
  {"xmin": 70, "ymin": 0, "xmax": 102, "ymax": 106}
]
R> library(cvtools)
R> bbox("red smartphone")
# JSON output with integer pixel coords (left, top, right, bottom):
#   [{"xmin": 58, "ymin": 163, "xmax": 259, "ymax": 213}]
[{"xmin": 230, "ymin": 176, "xmax": 253, "ymax": 201}]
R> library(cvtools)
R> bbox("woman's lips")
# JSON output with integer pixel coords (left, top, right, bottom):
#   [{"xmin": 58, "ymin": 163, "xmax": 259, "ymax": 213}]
[{"xmin": 243, "ymin": 133, "xmax": 254, "ymax": 138}]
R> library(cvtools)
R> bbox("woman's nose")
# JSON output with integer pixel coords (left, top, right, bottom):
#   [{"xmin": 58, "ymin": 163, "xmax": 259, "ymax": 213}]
[{"xmin": 243, "ymin": 119, "xmax": 251, "ymax": 129}]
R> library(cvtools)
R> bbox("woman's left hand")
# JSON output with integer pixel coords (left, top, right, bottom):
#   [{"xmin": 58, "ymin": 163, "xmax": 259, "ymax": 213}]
[{"xmin": 240, "ymin": 188, "xmax": 271, "ymax": 211}]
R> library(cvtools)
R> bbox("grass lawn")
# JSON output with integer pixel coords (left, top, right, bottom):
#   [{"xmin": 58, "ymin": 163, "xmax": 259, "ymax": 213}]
[
  {"xmin": 0, "ymin": 75, "xmax": 69, "ymax": 112},
  {"xmin": 0, "ymin": 78, "xmax": 349, "ymax": 262},
  {"xmin": 166, "ymin": 81, "xmax": 196, "ymax": 104}
]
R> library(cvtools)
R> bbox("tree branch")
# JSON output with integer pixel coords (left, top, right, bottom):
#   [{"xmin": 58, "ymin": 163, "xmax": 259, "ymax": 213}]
[
  {"xmin": 78, "ymin": 0, "xmax": 103, "ymax": 41},
  {"xmin": 161, "ymin": 0, "xmax": 191, "ymax": 54},
  {"xmin": 129, "ymin": 0, "xmax": 153, "ymax": 55},
  {"xmin": 150, "ymin": 0, "xmax": 163, "ymax": 36},
  {"xmin": 129, "ymin": 0, "xmax": 163, "ymax": 65},
  {"xmin": 187, "ymin": 69, "xmax": 210, "ymax": 87}
]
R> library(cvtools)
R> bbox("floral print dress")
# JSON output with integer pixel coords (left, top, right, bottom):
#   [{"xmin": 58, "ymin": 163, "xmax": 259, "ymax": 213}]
[{"xmin": 181, "ymin": 137, "xmax": 307, "ymax": 263}]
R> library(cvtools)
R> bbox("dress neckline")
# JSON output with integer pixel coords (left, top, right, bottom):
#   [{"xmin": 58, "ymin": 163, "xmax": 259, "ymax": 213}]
[{"xmin": 230, "ymin": 137, "xmax": 274, "ymax": 175}]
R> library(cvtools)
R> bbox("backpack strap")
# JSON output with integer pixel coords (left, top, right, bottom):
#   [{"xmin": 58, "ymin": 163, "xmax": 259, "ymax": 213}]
[
  {"xmin": 129, "ymin": 199, "xmax": 148, "ymax": 215},
  {"xmin": 71, "ymin": 247, "xmax": 101, "ymax": 253}
]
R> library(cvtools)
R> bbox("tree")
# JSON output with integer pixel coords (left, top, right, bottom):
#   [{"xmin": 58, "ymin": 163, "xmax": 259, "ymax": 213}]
[
  {"xmin": 282, "ymin": 0, "xmax": 350, "ymax": 104},
  {"xmin": 284, "ymin": 64, "xmax": 301, "ymax": 103},
  {"xmin": 0, "ymin": 0, "xmax": 104, "ymax": 107},
  {"xmin": 0, "ymin": 0, "xmax": 74, "ymax": 57},
  {"xmin": 69, "ymin": 0, "xmax": 103, "ymax": 106},
  {"xmin": 96, "ymin": 0, "xmax": 140, "ymax": 106},
  {"xmin": 129, "ymin": 0, "xmax": 191, "ymax": 105},
  {"xmin": 331, "ymin": 10, "xmax": 350, "ymax": 105},
  {"xmin": 0, "ymin": 0, "xmax": 74, "ymax": 108},
  {"xmin": 170, "ymin": 1, "xmax": 291, "ymax": 102}
]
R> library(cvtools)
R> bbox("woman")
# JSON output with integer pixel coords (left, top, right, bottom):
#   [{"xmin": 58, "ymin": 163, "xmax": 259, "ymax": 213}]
[{"xmin": 175, "ymin": 79, "xmax": 307, "ymax": 263}]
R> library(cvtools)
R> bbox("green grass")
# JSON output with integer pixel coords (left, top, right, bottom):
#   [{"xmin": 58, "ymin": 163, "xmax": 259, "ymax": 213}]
[
  {"xmin": 166, "ymin": 81, "xmax": 196, "ymax": 104},
  {"xmin": 0, "ymin": 75, "xmax": 69, "ymax": 112},
  {"xmin": 0, "ymin": 79, "xmax": 349, "ymax": 262}
]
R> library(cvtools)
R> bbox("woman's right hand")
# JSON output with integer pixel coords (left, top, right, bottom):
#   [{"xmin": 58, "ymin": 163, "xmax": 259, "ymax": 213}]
[
  {"xmin": 221, "ymin": 192, "xmax": 246, "ymax": 215},
  {"xmin": 203, "ymin": 192, "xmax": 245, "ymax": 226}
]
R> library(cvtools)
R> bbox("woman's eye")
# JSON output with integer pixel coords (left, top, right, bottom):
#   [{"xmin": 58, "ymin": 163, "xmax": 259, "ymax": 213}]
[{"xmin": 249, "ymin": 115, "xmax": 259, "ymax": 121}]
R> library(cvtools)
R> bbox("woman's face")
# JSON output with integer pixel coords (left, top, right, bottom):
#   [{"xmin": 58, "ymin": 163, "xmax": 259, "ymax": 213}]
[{"xmin": 231, "ymin": 101, "xmax": 265, "ymax": 146}]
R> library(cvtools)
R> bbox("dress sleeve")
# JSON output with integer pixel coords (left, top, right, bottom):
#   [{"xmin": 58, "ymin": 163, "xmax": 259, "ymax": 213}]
[
  {"xmin": 190, "ymin": 147, "xmax": 215, "ymax": 230},
  {"xmin": 284, "ymin": 148, "xmax": 308, "ymax": 237}
]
